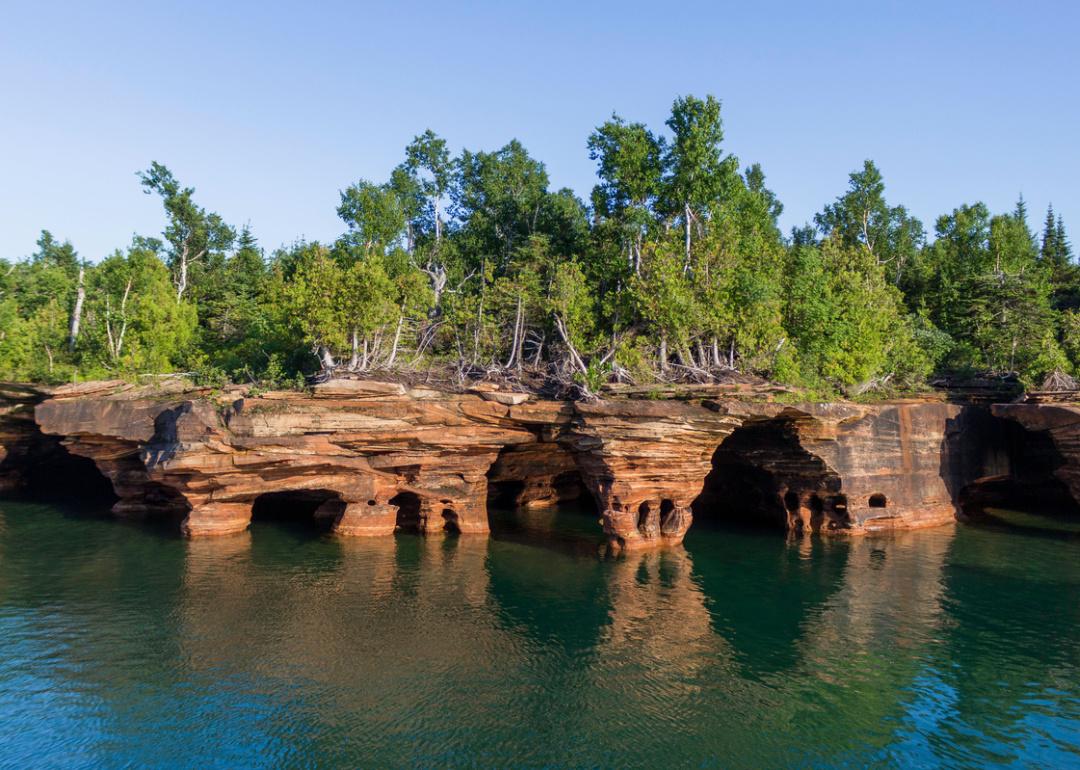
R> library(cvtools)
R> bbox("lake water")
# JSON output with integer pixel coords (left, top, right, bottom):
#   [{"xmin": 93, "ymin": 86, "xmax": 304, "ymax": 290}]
[{"xmin": 0, "ymin": 500, "xmax": 1077, "ymax": 768}]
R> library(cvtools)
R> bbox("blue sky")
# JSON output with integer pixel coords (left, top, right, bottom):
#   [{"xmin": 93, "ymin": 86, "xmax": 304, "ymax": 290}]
[{"xmin": 1, "ymin": 0, "xmax": 1077, "ymax": 260}]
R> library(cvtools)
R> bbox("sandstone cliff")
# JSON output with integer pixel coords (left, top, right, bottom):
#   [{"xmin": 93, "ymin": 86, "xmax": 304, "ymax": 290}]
[{"xmin": 0, "ymin": 379, "xmax": 1016, "ymax": 549}]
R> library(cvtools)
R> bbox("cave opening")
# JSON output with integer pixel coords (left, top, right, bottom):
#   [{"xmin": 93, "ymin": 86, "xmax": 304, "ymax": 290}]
[
  {"xmin": 250, "ymin": 489, "xmax": 344, "ymax": 533},
  {"xmin": 692, "ymin": 418, "xmax": 843, "ymax": 533},
  {"xmin": 487, "ymin": 479, "xmax": 526, "ymax": 510},
  {"xmin": 637, "ymin": 501, "xmax": 651, "ymax": 529},
  {"xmin": 485, "ymin": 445, "xmax": 596, "ymax": 515},
  {"xmin": 956, "ymin": 412, "xmax": 1080, "ymax": 530},
  {"xmin": 441, "ymin": 508, "xmax": 460, "ymax": 533},
  {"xmin": 485, "ymin": 444, "xmax": 601, "ymax": 550},
  {"xmin": 21, "ymin": 440, "xmax": 118, "ymax": 506},
  {"xmin": 659, "ymin": 499, "xmax": 676, "ymax": 528},
  {"xmin": 390, "ymin": 491, "xmax": 423, "ymax": 532}
]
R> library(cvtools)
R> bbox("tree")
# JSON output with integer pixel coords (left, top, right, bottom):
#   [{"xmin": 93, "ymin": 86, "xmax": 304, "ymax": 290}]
[
  {"xmin": 924, "ymin": 204, "xmax": 1065, "ymax": 381},
  {"xmin": 138, "ymin": 162, "xmax": 235, "ymax": 300},
  {"xmin": 83, "ymin": 241, "xmax": 198, "ymax": 373},
  {"xmin": 284, "ymin": 245, "xmax": 346, "ymax": 371},
  {"xmin": 548, "ymin": 260, "xmax": 597, "ymax": 386},
  {"xmin": 784, "ymin": 235, "xmax": 928, "ymax": 389},
  {"xmin": 588, "ymin": 115, "xmax": 664, "ymax": 273},
  {"xmin": 744, "ymin": 163, "xmax": 783, "ymax": 225},
  {"xmin": 404, "ymin": 130, "xmax": 453, "ymax": 244},
  {"xmin": 662, "ymin": 94, "xmax": 735, "ymax": 267},
  {"xmin": 631, "ymin": 245, "xmax": 695, "ymax": 371},
  {"xmin": 337, "ymin": 180, "xmax": 406, "ymax": 254},
  {"xmin": 340, "ymin": 254, "xmax": 397, "ymax": 370},
  {"xmin": 1041, "ymin": 205, "xmax": 1061, "ymax": 264},
  {"xmin": 1057, "ymin": 215, "xmax": 1073, "ymax": 262},
  {"xmin": 197, "ymin": 226, "xmax": 279, "ymax": 375},
  {"xmin": 815, "ymin": 160, "xmax": 925, "ymax": 289},
  {"xmin": 453, "ymin": 139, "xmax": 551, "ymax": 268}
]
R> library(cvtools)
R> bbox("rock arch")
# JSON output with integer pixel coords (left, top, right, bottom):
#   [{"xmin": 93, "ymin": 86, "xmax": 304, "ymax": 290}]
[
  {"xmin": 484, "ymin": 441, "xmax": 601, "ymax": 544},
  {"xmin": 250, "ymin": 489, "xmax": 346, "ymax": 532},
  {"xmin": 485, "ymin": 442, "xmax": 595, "ymax": 513},
  {"xmin": 692, "ymin": 417, "xmax": 847, "ymax": 533}
]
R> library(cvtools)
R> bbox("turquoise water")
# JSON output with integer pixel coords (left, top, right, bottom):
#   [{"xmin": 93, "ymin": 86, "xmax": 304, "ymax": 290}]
[{"xmin": 0, "ymin": 501, "xmax": 1077, "ymax": 769}]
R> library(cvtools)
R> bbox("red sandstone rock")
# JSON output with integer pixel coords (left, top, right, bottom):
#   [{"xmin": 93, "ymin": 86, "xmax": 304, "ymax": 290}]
[
  {"xmin": 992, "ymin": 403, "xmax": 1080, "ymax": 503},
  {"xmin": 0, "ymin": 380, "xmax": 1011, "ymax": 549}
]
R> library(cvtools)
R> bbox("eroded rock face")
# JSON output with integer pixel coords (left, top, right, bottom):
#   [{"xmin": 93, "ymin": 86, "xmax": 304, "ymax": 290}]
[
  {"xmin": 0, "ymin": 380, "xmax": 1014, "ymax": 548},
  {"xmin": 0, "ymin": 386, "xmax": 53, "ymax": 493},
  {"xmin": 987, "ymin": 403, "xmax": 1080, "ymax": 508},
  {"xmin": 568, "ymin": 399, "xmax": 970, "ymax": 547}
]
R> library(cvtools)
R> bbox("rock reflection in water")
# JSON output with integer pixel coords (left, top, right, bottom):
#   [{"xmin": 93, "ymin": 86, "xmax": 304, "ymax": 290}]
[{"xmin": 0, "ymin": 500, "xmax": 1077, "ymax": 767}]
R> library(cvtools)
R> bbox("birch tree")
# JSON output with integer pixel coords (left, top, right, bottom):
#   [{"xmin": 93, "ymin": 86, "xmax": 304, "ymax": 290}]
[{"xmin": 138, "ymin": 162, "xmax": 235, "ymax": 300}]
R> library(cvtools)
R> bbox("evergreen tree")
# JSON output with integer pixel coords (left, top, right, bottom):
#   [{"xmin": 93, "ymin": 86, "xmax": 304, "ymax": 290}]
[
  {"xmin": 1041, "ymin": 205, "xmax": 1060, "ymax": 264},
  {"xmin": 1057, "ymin": 215, "xmax": 1073, "ymax": 262}
]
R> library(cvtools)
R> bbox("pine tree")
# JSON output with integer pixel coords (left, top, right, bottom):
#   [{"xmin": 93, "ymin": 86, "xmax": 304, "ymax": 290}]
[
  {"xmin": 1014, "ymin": 194, "xmax": 1028, "ymax": 228},
  {"xmin": 1041, "ymin": 205, "xmax": 1060, "ymax": 264},
  {"xmin": 1056, "ymin": 215, "xmax": 1072, "ymax": 263}
]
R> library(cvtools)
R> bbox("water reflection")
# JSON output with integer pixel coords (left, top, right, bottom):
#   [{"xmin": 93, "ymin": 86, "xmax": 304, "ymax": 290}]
[
  {"xmin": 688, "ymin": 526, "xmax": 854, "ymax": 674},
  {"xmin": 0, "ymin": 500, "xmax": 1076, "ymax": 767}
]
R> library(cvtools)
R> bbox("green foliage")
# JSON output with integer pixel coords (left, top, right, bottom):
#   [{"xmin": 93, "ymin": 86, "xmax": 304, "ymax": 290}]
[
  {"xmin": 2, "ymin": 95, "xmax": 1075, "ymax": 395},
  {"xmin": 337, "ymin": 180, "xmax": 407, "ymax": 252},
  {"xmin": 815, "ymin": 160, "xmax": 925, "ymax": 288},
  {"xmin": 138, "ymin": 162, "xmax": 235, "ymax": 301},
  {"xmin": 83, "ymin": 243, "xmax": 198, "ymax": 374},
  {"xmin": 784, "ymin": 236, "xmax": 927, "ymax": 388}
]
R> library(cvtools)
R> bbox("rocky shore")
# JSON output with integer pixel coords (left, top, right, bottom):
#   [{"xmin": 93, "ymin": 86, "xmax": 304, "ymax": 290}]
[{"xmin": 1, "ymin": 379, "xmax": 1075, "ymax": 549}]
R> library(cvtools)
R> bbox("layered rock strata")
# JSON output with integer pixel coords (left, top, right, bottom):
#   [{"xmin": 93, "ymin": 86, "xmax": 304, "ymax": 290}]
[{"xmin": 0, "ymin": 380, "xmax": 1025, "ymax": 548}]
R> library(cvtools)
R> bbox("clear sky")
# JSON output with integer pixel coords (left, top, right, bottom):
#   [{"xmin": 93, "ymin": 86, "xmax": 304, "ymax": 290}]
[{"xmin": 1, "ymin": 0, "xmax": 1077, "ymax": 261}]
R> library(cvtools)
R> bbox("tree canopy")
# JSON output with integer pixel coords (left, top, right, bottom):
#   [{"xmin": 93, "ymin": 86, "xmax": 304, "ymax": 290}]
[{"xmin": 2, "ymin": 95, "xmax": 1075, "ymax": 396}]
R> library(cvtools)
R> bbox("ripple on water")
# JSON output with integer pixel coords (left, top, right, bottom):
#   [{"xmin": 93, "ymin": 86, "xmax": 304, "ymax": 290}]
[{"xmin": 0, "ymin": 500, "xmax": 1076, "ymax": 767}]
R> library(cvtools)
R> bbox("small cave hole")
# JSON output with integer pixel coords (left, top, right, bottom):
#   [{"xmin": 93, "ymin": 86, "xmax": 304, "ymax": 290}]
[
  {"xmin": 487, "ymin": 480, "xmax": 525, "ymax": 510},
  {"xmin": 828, "ymin": 494, "xmax": 851, "ymax": 529},
  {"xmin": 783, "ymin": 491, "xmax": 800, "ymax": 512},
  {"xmin": 442, "ymin": 508, "xmax": 460, "ymax": 533},
  {"xmin": 868, "ymin": 493, "xmax": 887, "ymax": 508},
  {"xmin": 659, "ymin": 499, "xmax": 676, "ymax": 527},
  {"xmin": 637, "ymin": 501, "xmax": 652, "ymax": 529}
]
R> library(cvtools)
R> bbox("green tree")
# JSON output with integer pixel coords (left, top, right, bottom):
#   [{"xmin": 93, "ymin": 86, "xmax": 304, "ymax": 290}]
[
  {"xmin": 815, "ymin": 160, "xmax": 925, "ymax": 289},
  {"xmin": 82, "ymin": 241, "xmax": 198, "ymax": 374},
  {"xmin": 284, "ymin": 245, "xmax": 346, "ymax": 370},
  {"xmin": 138, "ymin": 162, "xmax": 235, "ymax": 300},
  {"xmin": 924, "ymin": 204, "xmax": 1065, "ymax": 381},
  {"xmin": 404, "ymin": 129, "xmax": 453, "ymax": 244},
  {"xmin": 588, "ymin": 115, "xmax": 664, "ymax": 273},
  {"xmin": 662, "ymin": 94, "xmax": 736, "ymax": 267},
  {"xmin": 453, "ymin": 139, "xmax": 551, "ymax": 269},
  {"xmin": 337, "ymin": 180, "xmax": 407, "ymax": 254},
  {"xmin": 784, "ymin": 236, "xmax": 928, "ymax": 389}
]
